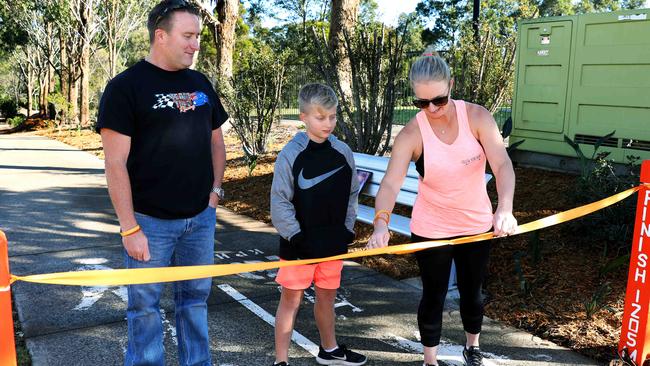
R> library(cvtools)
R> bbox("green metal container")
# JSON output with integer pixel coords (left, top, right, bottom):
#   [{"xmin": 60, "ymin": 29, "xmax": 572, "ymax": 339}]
[{"xmin": 511, "ymin": 9, "xmax": 650, "ymax": 166}]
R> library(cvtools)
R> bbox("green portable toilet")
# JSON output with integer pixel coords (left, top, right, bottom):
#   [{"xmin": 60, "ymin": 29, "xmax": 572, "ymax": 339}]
[{"xmin": 510, "ymin": 8, "xmax": 650, "ymax": 169}]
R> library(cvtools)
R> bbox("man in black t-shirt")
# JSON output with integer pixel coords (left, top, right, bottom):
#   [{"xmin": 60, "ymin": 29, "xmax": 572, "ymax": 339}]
[{"xmin": 96, "ymin": 1, "xmax": 227, "ymax": 365}]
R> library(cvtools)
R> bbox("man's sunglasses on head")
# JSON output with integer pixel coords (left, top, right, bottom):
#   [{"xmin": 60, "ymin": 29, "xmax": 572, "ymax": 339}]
[{"xmin": 154, "ymin": 0, "xmax": 193, "ymax": 26}]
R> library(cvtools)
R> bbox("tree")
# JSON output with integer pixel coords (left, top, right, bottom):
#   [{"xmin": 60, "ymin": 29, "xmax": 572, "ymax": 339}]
[
  {"xmin": 77, "ymin": 0, "xmax": 100, "ymax": 126},
  {"xmin": 416, "ymin": 0, "xmax": 469, "ymax": 48},
  {"xmin": 98, "ymin": 0, "xmax": 153, "ymax": 78},
  {"xmin": 328, "ymin": 0, "xmax": 360, "ymax": 99},
  {"xmin": 218, "ymin": 47, "xmax": 288, "ymax": 174},
  {"xmin": 215, "ymin": 0, "xmax": 238, "ymax": 81},
  {"xmin": 312, "ymin": 20, "xmax": 411, "ymax": 154}
]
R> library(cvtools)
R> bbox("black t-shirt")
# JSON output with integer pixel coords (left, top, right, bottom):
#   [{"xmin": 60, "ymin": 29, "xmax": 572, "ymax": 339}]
[{"xmin": 96, "ymin": 60, "xmax": 228, "ymax": 219}]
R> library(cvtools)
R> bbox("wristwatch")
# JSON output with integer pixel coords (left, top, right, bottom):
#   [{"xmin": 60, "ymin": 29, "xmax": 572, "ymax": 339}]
[{"xmin": 211, "ymin": 186, "xmax": 225, "ymax": 200}]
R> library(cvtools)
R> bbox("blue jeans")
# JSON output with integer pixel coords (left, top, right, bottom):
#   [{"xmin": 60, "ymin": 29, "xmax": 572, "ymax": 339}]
[{"xmin": 124, "ymin": 206, "xmax": 216, "ymax": 366}]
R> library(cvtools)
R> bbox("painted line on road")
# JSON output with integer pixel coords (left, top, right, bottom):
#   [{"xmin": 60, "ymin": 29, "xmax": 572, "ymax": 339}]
[
  {"xmin": 217, "ymin": 283, "xmax": 320, "ymax": 357},
  {"xmin": 382, "ymin": 333, "xmax": 509, "ymax": 366}
]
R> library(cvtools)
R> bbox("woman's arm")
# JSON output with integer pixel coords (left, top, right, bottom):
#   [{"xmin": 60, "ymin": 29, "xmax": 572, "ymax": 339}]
[
  {"xmin": 367, "ymin": 123, "xmax": 420, "ymax": 248},
  {"xmin": 470, "ymin": 104, "xmax": 518, "ymax": 236}
]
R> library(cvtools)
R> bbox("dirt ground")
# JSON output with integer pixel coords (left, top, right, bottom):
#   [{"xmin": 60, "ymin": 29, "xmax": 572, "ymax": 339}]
[{"xmin": 28, "ymin": 122, "xmax": 633, "ymax": 363}]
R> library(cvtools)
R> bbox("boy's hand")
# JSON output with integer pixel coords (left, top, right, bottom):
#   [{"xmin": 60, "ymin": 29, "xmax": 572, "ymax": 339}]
[{"xmin": 366, "ymin": 225, "xmax": 390, "ymax": 249}]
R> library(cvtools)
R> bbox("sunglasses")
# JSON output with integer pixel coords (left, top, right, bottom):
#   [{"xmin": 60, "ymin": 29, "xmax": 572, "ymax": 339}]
[
  {"xmin": 153, "ymin": 0, "xmax": 192, "ymax": 27},
  {"xmin": 412, "ymin": 95, "xmax": 450, "ymax": 109}
]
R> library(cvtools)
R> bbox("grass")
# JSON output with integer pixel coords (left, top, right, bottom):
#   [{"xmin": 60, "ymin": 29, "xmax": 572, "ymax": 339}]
[{"xmin": 278, "ymin": 106, "xmax": 511, "ymax": 127}]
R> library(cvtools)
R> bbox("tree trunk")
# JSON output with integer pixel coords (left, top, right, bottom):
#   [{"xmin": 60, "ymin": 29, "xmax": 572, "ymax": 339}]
[
  {"xmin": 69, "ymin": 76, "xmax": 79, "ymax": 126},
  {"xmin": 26, "ymin": 62, "xmax": 33, "ymax": 119},
  {"xmin": 328, "ymin": 0, "xmax": 359, "ymax": 100},
  {"xmin": 79, "ymin": 0, "xmax": 92, "ymax": 126},
  {"xmin": 60, "ymin": 32, "xmax": 69, "ymax": 124},
  {"xmin": 107, "ymin": 0, "xmax": 118, "ymax": 78},
  {"xmin": 472, "ymin": 0, "xmax": 480, "ymax": 45},
  {"xmin": 216, "ymin": 0, "xmax": 238, "ymax": 82}
]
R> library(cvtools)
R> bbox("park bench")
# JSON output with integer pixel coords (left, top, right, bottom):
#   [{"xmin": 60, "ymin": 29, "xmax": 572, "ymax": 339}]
[{"xmin": 353, "ymin": 152, "xmax": 493, "ymax": 289}]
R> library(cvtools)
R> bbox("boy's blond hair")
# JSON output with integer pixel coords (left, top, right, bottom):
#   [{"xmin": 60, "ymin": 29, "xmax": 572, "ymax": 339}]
[{"xmin": 298, "ymin": 83, "xmax": 338, "ymax": 113}]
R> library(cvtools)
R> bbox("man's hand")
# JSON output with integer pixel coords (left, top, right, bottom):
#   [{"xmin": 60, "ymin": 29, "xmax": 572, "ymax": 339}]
[
  {"xmin": 123, "ymin": 230, "xmax": 150, "ymax": 261},
  {"xmin": 208, "ymin": 192, "xmax": 219, "ymax": 208}
]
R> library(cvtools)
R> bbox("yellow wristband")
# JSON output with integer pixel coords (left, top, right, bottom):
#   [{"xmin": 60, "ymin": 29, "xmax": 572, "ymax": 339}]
[{"xmin": 120, "ymin": 225, "xmax": 141, "ymax": 237}]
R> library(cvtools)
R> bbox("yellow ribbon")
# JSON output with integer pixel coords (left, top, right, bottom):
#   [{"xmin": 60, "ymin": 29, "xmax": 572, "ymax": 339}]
[{"xmin": 9, "ymin": 184, "xmax": 647, "ymax": 287}]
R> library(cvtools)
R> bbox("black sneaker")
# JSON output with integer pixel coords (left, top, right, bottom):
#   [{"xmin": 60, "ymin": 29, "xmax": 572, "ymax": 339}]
[
  {"xmin": 272, "ymin": 362, "xmax": 289, "ymax": 366},
  {"xmin": 316, "ymin": 344, "xmax": 367, "ymax": 365},
  {"xmin": 463, "ymin": 346, "xmax": 484, "ymax": 366},
  {"xmin": 424, "ymin": 361, "xmax": 451, "ymax": 366}
]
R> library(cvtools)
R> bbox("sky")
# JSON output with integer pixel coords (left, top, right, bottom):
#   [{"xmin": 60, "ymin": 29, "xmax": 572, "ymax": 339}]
[
  {"xmin": 375, "ymin": 0, "xmax": 420, "ymax": 26},
  {"xmin": 258, "ymin": 0, "xmax": 650, "ymax": 28},
  {"xmin": 258, "ymin": 0, "xmax": 421, "ymax": 28}
]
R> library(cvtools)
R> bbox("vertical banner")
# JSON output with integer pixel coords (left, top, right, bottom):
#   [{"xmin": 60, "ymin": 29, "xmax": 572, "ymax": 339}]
[
  {"xmin": 619, "ymin": 160, "xmax": 650, "ymax": 365},
  {"xmin": 0, "ymin": 230, "xmax": 17, "ymax": 366}
]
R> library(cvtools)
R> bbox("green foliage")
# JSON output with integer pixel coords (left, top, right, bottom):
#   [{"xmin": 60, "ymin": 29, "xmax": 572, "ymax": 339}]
[
  {"xmin": 446, "ymin": 2, "xmax": 519, "ymax": 113},
  {"xmin": 310, "ymin": 18, "xmax": 411, "ymax": 154},
  {"xmin": 416, "ymin": 0, "xmax": 469, "ymax": 48},
  {"xmin": 8, "ymin": 115, "xmax": 26, "ymax": 127},
  {"xmin": 564, "ymin": 132, "xmax": 640, "ymax": 257},
  {"xmin": 0, "ymin": 97, "xmax": 18, "ymax": 118},
  {"xmin": 583, "ymin": 282, "xmax": 614, "ymax": 319},
  {"xmin": 47, "ymin": 92, "xmax": 70, "ymax": 125},
  {"xmin": 218, "ymin": 47, "xmax": 288, "ymax": 175},
  {"xmin": 0, "ymin": 2, "xmax": 29, "ymax": 52},
  {"xmin": 599, "ymin": 253, "xmax": 630, "ymax": 277}
]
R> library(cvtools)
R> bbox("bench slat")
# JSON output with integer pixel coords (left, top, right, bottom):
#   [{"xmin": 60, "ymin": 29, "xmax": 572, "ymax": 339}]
[{"xmin": 357, "ymin": 204, "xmax": 411, "ymax": 236}]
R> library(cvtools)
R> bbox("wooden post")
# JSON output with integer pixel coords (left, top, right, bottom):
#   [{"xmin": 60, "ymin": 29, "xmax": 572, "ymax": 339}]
[
  {"xmin": 0, "ymin": 230, "xmax": 17, "ymax": 366},
  {"xmin": 618, "ymin": 160, "xmax": 650, "ymax": 366}
]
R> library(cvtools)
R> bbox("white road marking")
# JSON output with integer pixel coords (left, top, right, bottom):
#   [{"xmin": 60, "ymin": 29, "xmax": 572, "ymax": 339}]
[
  {"xmin": 381, "ymin": 333, "xmax": 509, "ymax": 366},
  {"xmin": 72, "ymin": 258, "xmax": 128, "ymax": 311},
  {"xmin": 218, "ymin": 283, "xmax": 320, "ymax": 356}
]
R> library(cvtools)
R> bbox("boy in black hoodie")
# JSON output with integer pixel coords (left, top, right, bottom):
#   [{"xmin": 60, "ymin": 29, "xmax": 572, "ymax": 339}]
[{"xmin": 270, "ymin": 83, "xmax": 365, "ymax": 366}]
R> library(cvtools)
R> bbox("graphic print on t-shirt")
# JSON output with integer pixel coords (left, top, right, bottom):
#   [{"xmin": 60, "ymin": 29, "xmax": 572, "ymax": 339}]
[{"xmin": 152, "ymin": 91, "xmax": 209, "ymax": 112}]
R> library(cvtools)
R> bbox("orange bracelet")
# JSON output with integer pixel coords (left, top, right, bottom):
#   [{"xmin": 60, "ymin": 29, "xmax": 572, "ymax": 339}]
[
  {"xmin": 373, "ymin": 210, "xmax": 391, "ymax": 226},
  {"xmin": 120, "ymin": 225, "xmax": 141, "ymax": 237},
  {"xmin": 373, "ymin": 215, "xmax": 389, "ymax": 226}
]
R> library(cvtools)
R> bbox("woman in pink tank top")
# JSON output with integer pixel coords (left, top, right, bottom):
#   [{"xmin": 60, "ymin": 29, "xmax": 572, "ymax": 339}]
[{"xmin": 367, "ymin": 52, "xmax": 517, "ymax": 366}]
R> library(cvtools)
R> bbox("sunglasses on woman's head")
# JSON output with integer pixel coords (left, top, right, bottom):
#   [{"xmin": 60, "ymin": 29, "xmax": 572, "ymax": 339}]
[{"xmin": 412, "ymin": 95, "xmax": 450, "ymax": 109}]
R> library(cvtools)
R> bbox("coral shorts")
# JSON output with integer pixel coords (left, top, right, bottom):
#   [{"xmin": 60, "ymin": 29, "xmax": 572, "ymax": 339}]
[{"xmin": 275, "ymin": 260, "xmax": 343, "ymax": 290}]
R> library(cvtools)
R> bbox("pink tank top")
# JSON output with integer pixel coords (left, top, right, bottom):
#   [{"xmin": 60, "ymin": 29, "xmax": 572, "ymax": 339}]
[{"xmin": 410, "ymin": 99, "xmax": 493, "ymax": 238}]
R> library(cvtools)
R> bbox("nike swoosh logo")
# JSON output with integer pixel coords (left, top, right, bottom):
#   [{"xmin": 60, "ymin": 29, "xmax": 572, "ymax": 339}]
[
  {"xmin": 298, "ymin": 166, "xmax": 344, "ymax": 190},
  {"xmin": 330, "ymin": 354, "xmax": 347, "ymax": 360}
]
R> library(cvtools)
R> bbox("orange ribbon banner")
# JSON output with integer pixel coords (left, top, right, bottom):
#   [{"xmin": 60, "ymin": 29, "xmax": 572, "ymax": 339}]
[
  {"xmin": 7, "ymin": 183, "xmax": 646, "ymax": 287},
  {"xmin": 619, "ymin": 160, "xmax": 650, "ymax": 366}
]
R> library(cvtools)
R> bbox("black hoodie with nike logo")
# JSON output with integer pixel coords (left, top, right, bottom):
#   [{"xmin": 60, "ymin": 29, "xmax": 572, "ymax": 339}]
[{"xmin": 271, "ymin": 132, "xmax": 359, "ymax": 260}]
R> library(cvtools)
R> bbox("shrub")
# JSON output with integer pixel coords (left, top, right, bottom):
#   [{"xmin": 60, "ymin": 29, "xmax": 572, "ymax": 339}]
[
  {"xmin": 218, "ymin": 47, "xmax": 287, "ymax": 175},
  {"xmin": 310, "ymin": 20, "xmax": 411, "ymax": 155},
  {"xmin": 8, "ymin": 115, "xmax": 25, "ymax": 127},
  {"xmin": 564, "ymin": 132, "xmax": 640, "ymax": 256},
  {"xmin": 0, "ymin": 98, "xmax": 18, "ymax": 118}
]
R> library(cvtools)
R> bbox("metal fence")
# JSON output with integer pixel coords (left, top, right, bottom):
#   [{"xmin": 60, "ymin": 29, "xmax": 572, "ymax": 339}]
[{"xmin": 278, "ymin": 63, "xmax": 511, "ymax": 129}]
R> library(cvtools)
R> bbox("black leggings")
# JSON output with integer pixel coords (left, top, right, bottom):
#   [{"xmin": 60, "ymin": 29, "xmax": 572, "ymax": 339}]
[{"xmin": 412, "ymin": 233, "xmax": 491, "ymax": 347}]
